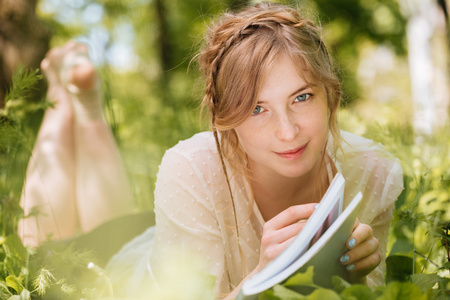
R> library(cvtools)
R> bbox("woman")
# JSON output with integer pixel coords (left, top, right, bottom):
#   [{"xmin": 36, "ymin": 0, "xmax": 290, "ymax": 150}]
[
  {"xmin": 20, "ymin": 2, "xmax": 403, "ymax": 299},
  {"xmin": 149, "ymin": 2, "xmax": 403, "ymax": 299}
]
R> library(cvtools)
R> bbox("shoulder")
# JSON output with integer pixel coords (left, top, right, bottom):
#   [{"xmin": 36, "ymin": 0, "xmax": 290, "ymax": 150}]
[
  {"xmin": 336, "ymin": 131, "xmax": 403, "ymax": 197},
  {"xmin": 156, "ymin": 131, "xmax": 225, "ymax": 187},
  {"xmin": 337, "ymin": 131, "xmax": 401, "ymax": 172},
  {"xmin": 168, "ymin": 131, "xmax": 218, "ymax": 157},
  {"xmin": 159, "ymin": 132, "xmax": 219, "ymax": 168}
]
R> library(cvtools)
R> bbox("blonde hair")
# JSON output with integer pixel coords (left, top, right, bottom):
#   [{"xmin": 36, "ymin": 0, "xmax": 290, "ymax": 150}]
[{"xmin": 199, "ymin": 2, "xmax": 342, "ymax": 175}]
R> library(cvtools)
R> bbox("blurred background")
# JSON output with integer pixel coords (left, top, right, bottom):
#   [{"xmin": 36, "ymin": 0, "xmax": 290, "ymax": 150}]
[
  {"xmin": 0, "ymin": 0, "xmax": 449, "ymax": 297},
  {"xmin": 2, "ymin": 0, "xmax": 448, "ymax": 208}
]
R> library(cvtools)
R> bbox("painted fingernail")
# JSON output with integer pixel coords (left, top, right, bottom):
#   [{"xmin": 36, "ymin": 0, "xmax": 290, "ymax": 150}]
[
  {"xmin": 314, "ymin": 204, "xmax": 320, "ymax": 209},
  {"xmin": 340, "ymin": 255, "xmax": 350, "ymax": 263},
  {"xmin": 348, "ymin": 238, "xmax": 356, "ymax": 249},
  {"xmin": 346, "ymin": 264, "xmax": 355, "ymax": 271}
]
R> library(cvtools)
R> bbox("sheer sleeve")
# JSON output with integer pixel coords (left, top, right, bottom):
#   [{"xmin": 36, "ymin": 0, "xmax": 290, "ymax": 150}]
[
  {"xmin": 150, "ymin": 147, "xmax": 230, "ymax": 295},
  {"xmin": 338, "ymin": 132, "xmax": 404, "ymax": 287},
  {"xmin": 358, "ymin": 152, "xmax": 404, "ymax": 287}
]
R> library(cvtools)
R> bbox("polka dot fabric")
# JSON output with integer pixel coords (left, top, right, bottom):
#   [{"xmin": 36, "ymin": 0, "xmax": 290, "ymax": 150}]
[{"xmin": 150, "ymin": 131, "xmax": 403, "ymax": 297}]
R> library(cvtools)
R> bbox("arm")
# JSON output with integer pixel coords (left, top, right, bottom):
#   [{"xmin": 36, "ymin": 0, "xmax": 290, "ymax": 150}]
[{"xmin": 339, "ymin": 157, "xmax": 404, "ymax": 285}]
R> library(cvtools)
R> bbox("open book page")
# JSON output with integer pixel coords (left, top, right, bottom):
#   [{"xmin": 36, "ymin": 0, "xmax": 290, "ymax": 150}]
[
  {"xmin": 242, "ymin": 173, "xmax": 346, "ymax": 293},
  {"xmin": 310, "ymin": 194, "xmax": 341, "ymax": 246},
  {"xmin": 239, "ymin": 191, "xmax": 363, "ymax": 298}
]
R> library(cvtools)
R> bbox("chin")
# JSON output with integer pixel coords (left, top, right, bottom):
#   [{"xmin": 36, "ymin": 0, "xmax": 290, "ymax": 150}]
[
  {"xmin": 284, "ymin": 158, "xmax": 320, "ymax": 178},
  {"xmin": 278, "ymin": 166, "xmax": 313, "ymax": 179}
]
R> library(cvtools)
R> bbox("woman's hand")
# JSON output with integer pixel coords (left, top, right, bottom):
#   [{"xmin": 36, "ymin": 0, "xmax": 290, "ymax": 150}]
[
  {"xmin": 256, "ymin": 203, "xmax": 317, "ymax": 272},
  {"xmin": 339, "ymin": 218, "xmax": 381, "ymax": 283}
]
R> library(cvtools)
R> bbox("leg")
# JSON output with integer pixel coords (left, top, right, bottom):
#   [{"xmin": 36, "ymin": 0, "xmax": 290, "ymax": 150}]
[
  {"xmin": 20, "ymin": 42, "xmax": 135, "ymax": 246},
  {"xmin": 66, "ymin": 45, "xmax": 136, "ymax": 232},
  {"xmin": 20, "ymin": 44, "xmax": 78, "ymax": 246},
  {"xmin": 74, "ymin": 110, "xmax": 135, "ymax": 232}
]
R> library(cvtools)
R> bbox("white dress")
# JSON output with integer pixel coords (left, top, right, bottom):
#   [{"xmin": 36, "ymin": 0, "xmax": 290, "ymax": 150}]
[{"xmin": 107, "ymin": 130, "xmax": 404, "ymax": 299}]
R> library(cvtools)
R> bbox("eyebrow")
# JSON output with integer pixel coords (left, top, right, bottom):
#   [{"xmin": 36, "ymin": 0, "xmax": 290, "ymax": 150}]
[
  {"xmin": 257, "ymin": 83, "xmax": 316, "ymax": 104},
  {"xmin": 288, "ymin": 84, "xmax": 313, "ymax": 98}
]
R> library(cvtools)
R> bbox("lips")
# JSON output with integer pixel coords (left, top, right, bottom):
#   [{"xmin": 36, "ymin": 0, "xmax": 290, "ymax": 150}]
[{"xmin": 275, "ymin": 143, "xmax": 308, "ymax": 160}]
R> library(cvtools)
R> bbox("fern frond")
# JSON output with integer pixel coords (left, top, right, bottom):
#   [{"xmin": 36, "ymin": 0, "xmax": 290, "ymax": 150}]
[
  {"xmin": 5, "ymin": 66, "xmax": 42, "ymax": 103},
  {"xmin": 32, "ymin": 268, "xmax": 55, "ymax": 296}
]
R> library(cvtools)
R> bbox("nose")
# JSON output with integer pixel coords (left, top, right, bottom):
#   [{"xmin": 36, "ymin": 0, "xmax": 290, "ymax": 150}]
[{"xmin": 274, "ymin": 111, "xmax": 299, "ymax": 142}]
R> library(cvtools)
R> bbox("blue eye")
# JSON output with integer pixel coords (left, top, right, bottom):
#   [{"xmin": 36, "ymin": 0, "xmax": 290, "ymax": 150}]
[
  {"xmin": 253, "ymin": 105, "xmax": 263, "ymax": 115},
  {"xmin": 296, "ymin": 94, "xmax": 311, "ymax": 102}
]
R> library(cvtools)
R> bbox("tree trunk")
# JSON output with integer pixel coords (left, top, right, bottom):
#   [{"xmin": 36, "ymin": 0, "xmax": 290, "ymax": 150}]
[
  {"xmin": 401, "ymin": 0, "xmax": 450, "ymax": 137},
  {"xmin": 0, "ymin": 0, "xmax": 50, "ymax": 106}
]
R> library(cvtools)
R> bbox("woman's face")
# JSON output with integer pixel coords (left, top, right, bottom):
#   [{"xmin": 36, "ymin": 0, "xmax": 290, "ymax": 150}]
[{"xmin": 235, "ymin": 55, "xmax": 329, "ymax": 180}]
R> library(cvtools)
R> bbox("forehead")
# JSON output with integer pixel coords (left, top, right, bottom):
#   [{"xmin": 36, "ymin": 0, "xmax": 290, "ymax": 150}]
[{"xmin": 258, "ymin": 54, "xmax": 316, "ymax": 99}]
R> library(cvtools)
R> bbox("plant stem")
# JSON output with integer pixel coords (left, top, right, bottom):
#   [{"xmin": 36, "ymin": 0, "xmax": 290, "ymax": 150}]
[{"xmin": 414, "ymin": 251, "xmax": 443, "ymax": 269}]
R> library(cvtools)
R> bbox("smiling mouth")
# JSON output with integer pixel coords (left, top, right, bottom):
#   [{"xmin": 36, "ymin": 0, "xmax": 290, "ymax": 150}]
[{"xmin": 275, "ymin": 144, "xmax": 308, "ymax": 160}]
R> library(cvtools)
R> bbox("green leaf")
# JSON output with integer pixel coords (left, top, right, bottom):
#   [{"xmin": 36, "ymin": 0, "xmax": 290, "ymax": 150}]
[
  {"xmin": 410, "ymin": 273, "xmax": 445, "ymax": 293},
  {"xmin": 331, "ymin": 276, "xmax": 351, "ymax": 294},
  {"xmin": 385, "ymin": 255, "xmax": 414, "ymax": 283},
  {"xmin": 272, "ymin": 285, "xmax": 306, "ymax": 300},
  {"xmin": 284, "ymin": 266, "xmax": 319, "ymax": 288},
  {"xmin": 6, "ymin": 275, "xmax": 23, "ymax": 294},
  {"xmin": 19, "ymin": 289, "xmax": 30, "ymax": 300},
  {"xmin": 3, "ymin": 235, "xmax": 28, "ymax": 262},
  {"xmin": 442, "ymin": 261, "xmax": 450, "ymax": 270},
  {"xmin": 426, "ymin": 288, "xmax": 450, "ymax": 300},
  {"xmin": 258, "ymin": 289, "xmax": 280, "ymax": 300},
  {"xmin": 0, "ymin": 281, "xmax": 12, "ymax": 298},
  {"xmin": 305, "ymin": 288, "xmax": 341, "ymax": 300},
  {"xmin": 339, "ymin": 284, "xmax": 376, "ymax": 300},
  {"xmin": 389, "ymin": 239, "xmax": 414, "ymax": 256},
  {"xmin": 377, "ymin": 282, "xmax": 426, "ymax": 300}
]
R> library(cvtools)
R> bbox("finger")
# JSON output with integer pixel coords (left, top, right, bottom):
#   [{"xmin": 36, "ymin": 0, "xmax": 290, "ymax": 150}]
[
  {"xmin": 261, "ymin": 219, "xmax": 307, "ymax": 247},
  {"xmin": 262, "ymin": 234, "xmax": 298, "ymax": 261},
  {"xmin": 340, "ymin": 237, "xmax": 379, "ymax": 265},
  {"xmin": 346, "ymin": 222, "xmax": 373, "ymax": 250},
  {"xmin": 352, "ymin": 218, "xmax": 360, "ymax": 231},
  {"xmin": 265, "ymin": 203, "xmax": 317, "ymax": 230},
  {"xmin": 343, "ymin": 249, "xmax": 381, "ymax": 278}
]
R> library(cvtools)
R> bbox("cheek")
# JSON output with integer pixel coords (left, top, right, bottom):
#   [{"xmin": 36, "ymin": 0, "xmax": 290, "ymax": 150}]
[
  {"xmin": 234, "ymin": 122, "xmax": 263, "ymax": 154},
  {"xmin": 234, "ymin": 126, "xmax": 251, "ymax": 154}
]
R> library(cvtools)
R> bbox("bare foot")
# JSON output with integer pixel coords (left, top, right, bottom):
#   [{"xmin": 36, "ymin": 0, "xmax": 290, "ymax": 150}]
[
  {"xmin": 69, "ymin": 63, "xmax": 97, "ymax": 90},
  {"xmin": 41, "ymin": 41, "xmax": 98, "ymax": 94}
]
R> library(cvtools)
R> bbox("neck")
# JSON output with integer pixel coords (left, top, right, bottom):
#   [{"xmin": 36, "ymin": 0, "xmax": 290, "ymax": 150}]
[{"xmin": 250, "ymin": 156, "xmax": 331, "ymax": 221}]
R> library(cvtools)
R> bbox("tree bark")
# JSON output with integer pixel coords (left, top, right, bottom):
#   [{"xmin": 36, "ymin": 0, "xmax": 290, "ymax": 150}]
[{"xmin": 0, "ymin": 0, "xmax": 50, "ymax": 106}]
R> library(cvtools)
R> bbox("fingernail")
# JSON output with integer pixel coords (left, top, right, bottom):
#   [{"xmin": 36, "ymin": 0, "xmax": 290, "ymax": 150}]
[
  {"xmin": 314, "ymin": 204, "xmax": 320, "ymax": 209},
  {"xmin": 346, "ymin": 264, "xmax": 355, "ymax": 271},
  {"xmin": 340, "ymin": 255, "xmax": 350, "ymax": 263},
  {"xmin": 348, "ymin": 238, "xmax": 356, "ymax": 249}
]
